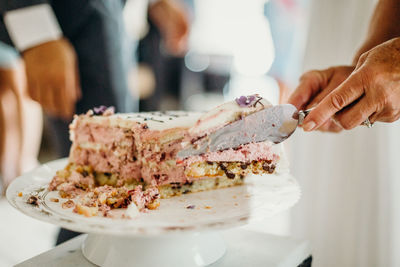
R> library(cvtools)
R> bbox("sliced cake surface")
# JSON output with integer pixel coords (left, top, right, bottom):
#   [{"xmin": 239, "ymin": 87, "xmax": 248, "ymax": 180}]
[{"xmin": 49, "ymin": 95, "xmax": 283, "ymax": 217}]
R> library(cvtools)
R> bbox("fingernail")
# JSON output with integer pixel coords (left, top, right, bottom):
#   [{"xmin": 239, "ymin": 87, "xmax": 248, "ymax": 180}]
[{"xmin": 303, "ymin": 121, "xmax": 316, "ymax": 131}]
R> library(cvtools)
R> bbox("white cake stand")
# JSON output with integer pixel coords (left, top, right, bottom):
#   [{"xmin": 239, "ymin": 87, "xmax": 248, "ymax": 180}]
[{"xmin": 7, "ymin": 159, "xmax": 300, "ymax": 267}]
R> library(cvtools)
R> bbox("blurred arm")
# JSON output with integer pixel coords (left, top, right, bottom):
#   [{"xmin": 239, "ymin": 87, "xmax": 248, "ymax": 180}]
[
  {"xmin": 0, "ymin": 2, "xmax": 80, "ymax": 120},
  {"xmin": 353, "ymin": 0, "xmax": 400, "ymax": 63}
]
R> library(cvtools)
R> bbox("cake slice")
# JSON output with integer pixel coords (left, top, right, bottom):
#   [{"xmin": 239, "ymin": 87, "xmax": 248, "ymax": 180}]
[
  {"xmin": 177, "ymin": 95, "xmax": 280, "ymax": 185},
  {"xmin": 48, "ymin": 95, "xmax": 282, "ymax": 217}
]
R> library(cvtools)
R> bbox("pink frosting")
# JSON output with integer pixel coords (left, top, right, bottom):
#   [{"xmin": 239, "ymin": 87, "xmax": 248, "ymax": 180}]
[
  {"xmin": 71, "ymin": 147, "xmax": 141, "ymax": 185},
  {"xmin": 182, "ymin": 142, "xmax": 279, "ymax": 166},
  {"xmin": 73, "ymin": 120, "xmax": 135, "ymax": 147},
  {"xmin": 141, "ymin": 162, "xmax": 186, "ymax": 186}
]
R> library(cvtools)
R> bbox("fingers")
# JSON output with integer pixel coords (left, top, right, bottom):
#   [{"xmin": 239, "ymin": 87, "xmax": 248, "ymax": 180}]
[
  {"xmin": 26, "ymin": 75, "xmax": 39, "ymax": 102},
  {"xmin": 305, "ymin": 66, "xmax": 354, "ymax": 109},
  {"xmin": 306, "ymin": 82, "xmax": 337, "ymax": 109},
  {"xmin": 334, "ymin": 97, "xmax": 375, "ymax": 130},
  {"xmin": 55, "ymin": 82, "xmax": 70, "ymax": 119},
  {"xmin": 317, "ymin": 119, "xmax": 343, "ymax": 132},
  {"xmin": 375, "ymin": 109, "xmax": 400, "ymax": 123},
  {"xmin": 43, "ymin": 85, "xmax": 58, "ymax": 116},
  {"xmin": 302, "ymin": 72, "xmax": 365, "ymax": 131},
  {"xmin": 288, "ymin": 69, "xmax": 333, "ymax": 110},
  {"xmin": 57, "ymin": 71, "xmax": 76, "ymax": 120}
]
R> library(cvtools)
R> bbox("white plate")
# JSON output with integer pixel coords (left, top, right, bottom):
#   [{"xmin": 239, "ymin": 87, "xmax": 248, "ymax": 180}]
[{"xmin": 6, "ymin": 158, "xmax": 300, "ymax": 236}]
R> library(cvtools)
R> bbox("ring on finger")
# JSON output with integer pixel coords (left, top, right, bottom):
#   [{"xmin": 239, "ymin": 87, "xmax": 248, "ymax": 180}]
[{"xmin": 362, "ymin": 117, "xmax": 373, "ymax": 128}]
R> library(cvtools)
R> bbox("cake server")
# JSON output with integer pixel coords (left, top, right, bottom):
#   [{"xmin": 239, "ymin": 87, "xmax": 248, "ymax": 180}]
[{"xmin": 178, "ymin": 104, "xmax": 310, "ymax": 159}]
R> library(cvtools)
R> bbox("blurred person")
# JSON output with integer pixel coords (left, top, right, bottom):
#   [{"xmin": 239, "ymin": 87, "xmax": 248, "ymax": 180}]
[
  {"xmin": 0, "ymin": 42, "xmax": 42, "ymax": 195},
  {"xmin": 288, "ymin": 0, "xmax": 400, "ymax": 132},
  {"xmin": 0, "ymin": 0, "xmax": 134, "ymax": 244},
  {"xmin": 125, "ymin": 0, "xmax": 190, "ymax": 111},
  {"xmin": 265, "ymin": 0, "xmax": 309, "ymax": 104},
  {"xmin": 1, "ymin": 0, "xmax": 189, "ymax": 243},
  {"xmin": 0, "ymin": 1, "xmax": 135, "ymax": 157}
]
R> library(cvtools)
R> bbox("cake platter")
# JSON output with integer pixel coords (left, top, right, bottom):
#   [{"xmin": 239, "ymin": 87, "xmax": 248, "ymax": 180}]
[{"xmin": 7, "ymin": 158, "xmax": 300, "ymax": 267}]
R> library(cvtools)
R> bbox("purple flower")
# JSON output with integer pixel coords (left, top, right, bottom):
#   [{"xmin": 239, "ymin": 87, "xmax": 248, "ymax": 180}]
[
  {"xmin": 93, "ymin": 105, "xmax": 115, "ymax": 115},
  {"xmin": 235, "ymin": 95, "xmax": 257, "ymax": 107}
]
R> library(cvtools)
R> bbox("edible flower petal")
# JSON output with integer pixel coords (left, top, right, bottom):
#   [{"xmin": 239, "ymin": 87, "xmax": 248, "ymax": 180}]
[
  {"xmin": 93, "ymin": 106, "xmax": 115, "ymax": 116},
  {"xmin": 235, "ymin": 95, "xmax": 257, "ymax": 107}
]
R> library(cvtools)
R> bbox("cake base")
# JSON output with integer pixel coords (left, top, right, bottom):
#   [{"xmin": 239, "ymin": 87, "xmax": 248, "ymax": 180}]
[
  {"xmin": 57, "ymin": 163, "xmax": 247, "ymax": 199},
  {"xmin": 158, "ymin": 175, "xmax": 244, "ymax": 198},
  {"xmin": 82, "ymin": 232, "xmax": 226, "ymax": 267}
]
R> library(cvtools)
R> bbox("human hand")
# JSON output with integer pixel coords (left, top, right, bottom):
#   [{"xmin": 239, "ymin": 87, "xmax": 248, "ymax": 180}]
[
  {"xmin": 0, "ymin": 61, "xmax": 26, "ymax": 97},
  {"xmin": 23, "ymin": 38, "xmax": 81, "ymax": 120},
  {"xmin": 301, "ymin": 37, "xmax": 400, "ymax": 131},
  {"xmin": 288, "ymin": 66, "xmax": 354, "ymax": 132},
  {"xmin": 149, "ymin": 0, "xmax": 189, "ymax": 55}
]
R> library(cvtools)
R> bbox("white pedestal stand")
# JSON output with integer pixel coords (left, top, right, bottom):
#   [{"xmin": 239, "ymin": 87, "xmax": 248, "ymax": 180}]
[
  {"xmin": 16, "ymin": 229, "xmax": 312, "ymax": 267},
  {"xmin": 82, "ymin": 232, "xmax": 226, "ymax": 267}
]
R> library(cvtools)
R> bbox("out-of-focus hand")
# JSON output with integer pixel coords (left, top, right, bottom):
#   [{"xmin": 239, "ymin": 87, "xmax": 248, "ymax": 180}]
[
  {"xmin": 288, "ymin": 66, "xmax": 354, "ymax": 132},
  {"xmin": 149, "ymin": 0, "xmax": 189, "ymax": 55},
  {"xmin": 0, "ymin": 61, "xmax": 26, "ymax": 97},
  {"xmin": 23, "ymin": 38, "xmax": 81, "ymax": 120},
  {"xmin": 300, "ymin": 37, "xmax": 400, "ymax": 131}
]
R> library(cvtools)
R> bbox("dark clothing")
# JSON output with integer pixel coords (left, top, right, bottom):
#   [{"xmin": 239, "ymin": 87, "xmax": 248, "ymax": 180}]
[
  {"xmin": 1, "ymin": 0, "xmax": 137, "ymax": 244},
  {"xmin": 0, "ymin": 1, "xmax": 136, "ymax": 156}
]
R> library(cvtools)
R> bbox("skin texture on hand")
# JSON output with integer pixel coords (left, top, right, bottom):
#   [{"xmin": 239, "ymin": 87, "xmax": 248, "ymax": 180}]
[
  {"xmin": 148, "ymin": 0, "xmax": 189, "ymax": 56},
  {"xmin": 288, "ymin": 66, "xmax": 354, "ymax": 132},
  {"xmin": 23, "ymin": 38, "xmax": 81, "ymax": 120},
  {"xmin": 300, "ymin": 37, "xmax": 400, "ymax": 131}
]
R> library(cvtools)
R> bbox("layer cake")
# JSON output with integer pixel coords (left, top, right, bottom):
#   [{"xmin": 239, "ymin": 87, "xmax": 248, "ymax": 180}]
[{"xmin": 48, "ymin": 95, "xmax": 282, "ymax": 217}]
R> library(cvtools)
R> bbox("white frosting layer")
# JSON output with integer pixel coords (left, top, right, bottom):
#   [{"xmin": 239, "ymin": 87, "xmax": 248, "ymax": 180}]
[
  {"xmin": 79, "ymin": 111, "xmax": 203, "ymax": 131},
  {"xmin": 190, "ymin": 96, "xmax": 272, "ymax": 135}
]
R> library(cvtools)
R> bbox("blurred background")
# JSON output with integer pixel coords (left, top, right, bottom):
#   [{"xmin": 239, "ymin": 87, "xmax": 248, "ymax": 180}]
[{"xmin": 1, "ymin": 0, "xmax": 399, "ymax": 266}]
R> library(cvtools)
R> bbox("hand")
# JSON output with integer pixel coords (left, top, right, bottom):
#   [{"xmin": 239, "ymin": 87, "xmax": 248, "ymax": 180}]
[
  {"xmin": 0, "ymin": 61, "xmax": 26, "ymax": 97},
  {"xmin": 301, "ymin": 37, "xmax": 400, "ymax": 131},
  {"xmin": 23, "ymin": 38, "xmax": 81, "ymax": 120},
  {"xmin": 149, "ymin": 0, "xmax": 189, "ymax": 55},
  {"xmin": 288, "ymin": 66, "xmax": 354, "ymax": 132}
]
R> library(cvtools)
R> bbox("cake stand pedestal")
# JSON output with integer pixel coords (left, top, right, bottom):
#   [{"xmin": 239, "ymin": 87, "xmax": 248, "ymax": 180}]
[
  {"xmin": 82, "ymin": 232, "xmax": 226, "ymax": 267},
  {"xmin": 15, "ymin": 230, "xmax": 312, "ymax": 267}
]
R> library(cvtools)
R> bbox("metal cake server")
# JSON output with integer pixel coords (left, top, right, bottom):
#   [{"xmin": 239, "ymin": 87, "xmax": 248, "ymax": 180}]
[{"xmin": 178, "ymin": 104, "xmax": 310, "ymax": 159}]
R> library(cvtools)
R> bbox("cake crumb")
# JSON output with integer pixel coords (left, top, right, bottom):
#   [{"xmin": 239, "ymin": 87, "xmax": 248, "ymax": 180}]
[
  {"xmin": 50, "ymin": 198, "xmax": 59, "ymax": 203},
  {"xmin": 74, "ymin": 204, "xmax": 98, "ymax": 217},
  {"xmin": 62, "ymin": 200, "xmax": 75, "ymax": 209},
  {"xmin": 18, "ymin": 192, "xmax": 23, "ymax": 197},
  {"xmin": 204, "ymin": 206, "xmax": 212, "ymax": 209},
  {"xmin": 147, "ymin": 200, "xmax": 160, "ymax": 210},
  {"xmin": 27, "ymin": 196, "xmax": 39, "ymax": 206}
]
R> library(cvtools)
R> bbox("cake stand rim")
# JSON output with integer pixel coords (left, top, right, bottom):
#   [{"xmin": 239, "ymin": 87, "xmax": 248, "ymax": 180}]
[{"xmin": 6, "ymin": 158, "xmax": 301, "ymax": 237}]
